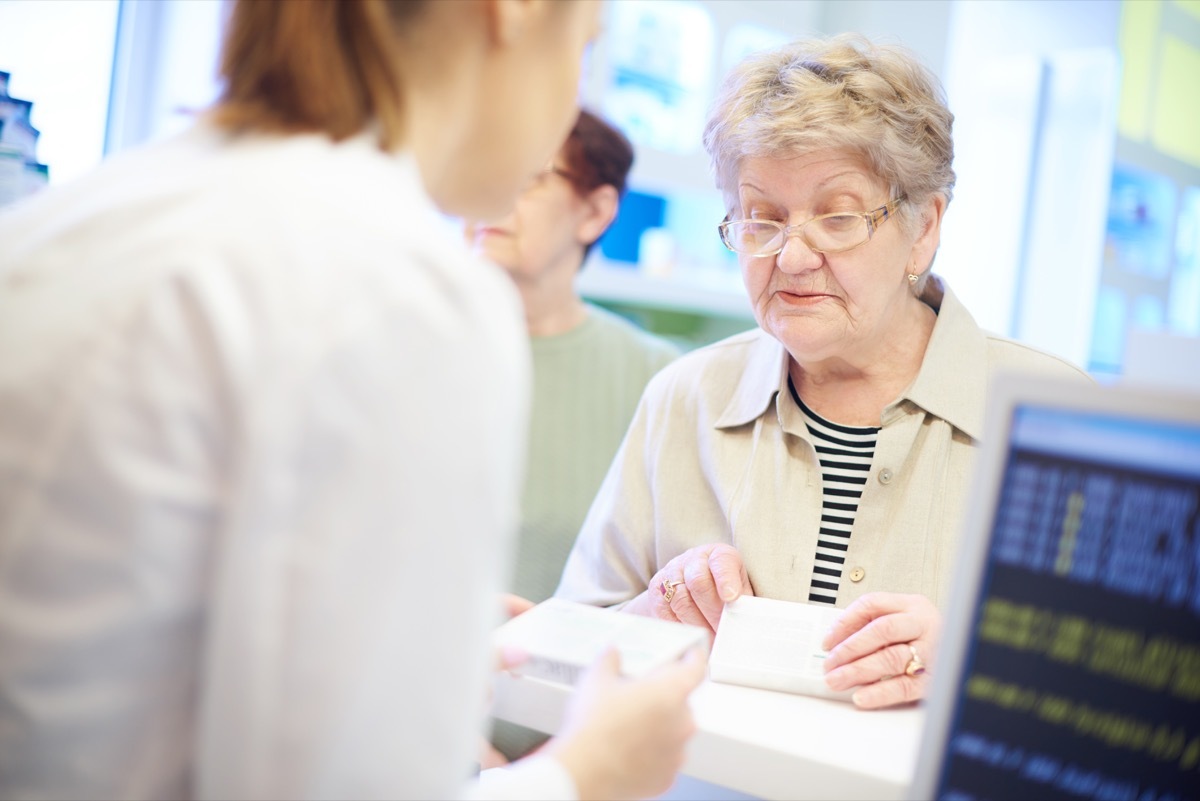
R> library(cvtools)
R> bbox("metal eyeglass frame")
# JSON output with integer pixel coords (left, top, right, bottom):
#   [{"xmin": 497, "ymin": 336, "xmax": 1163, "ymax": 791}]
[{"xmin": 718, "ymin": 196, "xmax": 906, "ymax": 257}]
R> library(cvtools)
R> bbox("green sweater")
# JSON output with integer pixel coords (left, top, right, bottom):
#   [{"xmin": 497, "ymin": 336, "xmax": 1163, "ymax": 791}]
[{"xmin": 512, "ymin": 303, "xmax": 679, "ymax": 602}]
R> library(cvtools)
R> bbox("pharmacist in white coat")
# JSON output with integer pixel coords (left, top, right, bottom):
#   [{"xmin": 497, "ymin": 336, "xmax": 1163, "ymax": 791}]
[{"xmin": 0, "ymin": 2, "xmax": 702, "ymax": 800}]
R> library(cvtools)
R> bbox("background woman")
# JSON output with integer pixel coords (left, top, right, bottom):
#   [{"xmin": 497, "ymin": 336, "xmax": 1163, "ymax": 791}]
[
  {"xmin": 471, "ymin": 108, "xmax": 682, "ymax": 765},
  {"xmin": 469, "ymin": 109, "xmax": 679, "ymax": 606}
]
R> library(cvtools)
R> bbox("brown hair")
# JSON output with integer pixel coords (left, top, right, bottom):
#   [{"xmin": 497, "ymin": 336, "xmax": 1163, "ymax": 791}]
[
  {"xmin": 559, "ymin": 109, "xmax": 635, "ymax": 198},
  {"xmin": 558, "ymin": 109, "xmax": 634, "ymax": 257},
  {"xmin": 211, "ymin": 0, "xmax": 428, "ymax": 150}
]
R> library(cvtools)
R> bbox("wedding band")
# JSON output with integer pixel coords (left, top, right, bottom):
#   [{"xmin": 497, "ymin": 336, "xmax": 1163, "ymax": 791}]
[
  {"xmin": 660, "ymin": 579, "xmax": 685, "ymax": 603},
  {"xmin": 905, "ymin": 644, "xmax": 926, "ymax": 677}
]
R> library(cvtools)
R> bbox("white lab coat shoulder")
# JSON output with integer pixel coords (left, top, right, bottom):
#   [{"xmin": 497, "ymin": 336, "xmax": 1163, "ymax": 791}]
[{"xmin": 0, "ymin": 125, "xmax": 532, "ymax": 800}]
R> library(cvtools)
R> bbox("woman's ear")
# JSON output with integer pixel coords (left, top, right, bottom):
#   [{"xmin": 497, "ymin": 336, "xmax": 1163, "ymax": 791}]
[
  {"xmin": 911, "ymin": 194, "xmax": 947, "ymax": 273},
  {"xmin": 575, "ymin": 184, "xmax": 620, "ymax": 248}
]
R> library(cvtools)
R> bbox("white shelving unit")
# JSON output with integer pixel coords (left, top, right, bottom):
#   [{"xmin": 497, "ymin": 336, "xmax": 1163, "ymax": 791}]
[{"xmin": 578, "ymin": 261, "xmax": 753, "ymax": 321}]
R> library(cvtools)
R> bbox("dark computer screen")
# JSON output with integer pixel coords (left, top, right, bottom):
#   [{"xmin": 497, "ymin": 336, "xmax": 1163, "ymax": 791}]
[{"xmin": 936, "ymin": 404, "xmax": 1200, "ymax": 801}]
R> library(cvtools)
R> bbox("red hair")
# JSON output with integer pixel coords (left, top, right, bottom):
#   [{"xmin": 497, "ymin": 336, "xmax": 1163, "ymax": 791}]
[
  {"xmin": 211, "ymin": 0, "xmax": 427, "ymax": 149},
  {"xmin": 559, "ymin": 109, "xmax": 635, "ymax": 198}
]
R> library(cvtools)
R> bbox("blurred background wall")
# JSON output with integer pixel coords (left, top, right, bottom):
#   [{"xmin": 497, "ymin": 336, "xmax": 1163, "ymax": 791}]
[{"xmin": 1, "ymin": 0, "xmax": 1197, "ymax": 385}]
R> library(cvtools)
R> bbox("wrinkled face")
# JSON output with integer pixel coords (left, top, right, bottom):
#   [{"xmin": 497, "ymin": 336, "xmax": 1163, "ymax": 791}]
[
  {"xmin": 734, "ymin": 149, "xmax": 932, "ymax": 366},
  {"xmin": 457, "ymin": 0, "xmax": 603, "ymax": 220},
  {"xmin": 467, "ymin": 156, "xmax": 592, "ymax": 281}
]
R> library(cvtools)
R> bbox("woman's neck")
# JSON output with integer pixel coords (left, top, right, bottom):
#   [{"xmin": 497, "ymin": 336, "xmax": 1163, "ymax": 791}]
[
  {"xmin": 515, "ymin": 269, "xmax": 589, "ymax": 337},
  {"xmin": 790, "ymin": 300, "xmax": 937, "ymax": 426},
  {"xmin": 524, "ymin": 295, "xmax": 588, "ymax": 337}
]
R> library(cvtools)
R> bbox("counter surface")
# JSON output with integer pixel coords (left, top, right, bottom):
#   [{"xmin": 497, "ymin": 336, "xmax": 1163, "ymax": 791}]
[{"xmin": 491, "ymin": 671, "xmax": 925, "ymax": 800}]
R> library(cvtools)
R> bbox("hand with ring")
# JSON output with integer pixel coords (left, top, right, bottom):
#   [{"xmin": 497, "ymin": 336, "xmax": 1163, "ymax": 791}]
[
  {"xmin": 904, "ymin": 644, "xmax": 927, "ymax": 677},
  {"xmin": 660, "ymin": 579, "xmax": 685, "ymax": 603},
  {"xmin": 819, "ymin": 591, "xmax": 941, "ymax": 709},
  {"xmin": 625, "ymin": 543, "xmax": 755, "ymax": 634}
]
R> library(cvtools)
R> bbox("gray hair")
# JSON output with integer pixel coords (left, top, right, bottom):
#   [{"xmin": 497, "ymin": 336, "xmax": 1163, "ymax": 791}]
[{"xmin": 703, "ymin": 34, "xmax": 955, "ymax": 238}]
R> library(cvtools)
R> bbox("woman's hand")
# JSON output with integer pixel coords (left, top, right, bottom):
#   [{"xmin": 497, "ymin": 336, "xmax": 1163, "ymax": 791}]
[
  {"xmin": 479, "ymin": 738, "xmax": 510, "ymax": 770},
  {"xmin": 545, "ymin": 647, "xmax": 707, "ymax": 801},
  {"xmin": 499, "ymin": 593, "xmax": 536, "ymax": 619},
  {"xmin": 490, "ymin": 593, "xmax": 536, "ymax": 675},
  {"xmin": 820, "ymin": 592, "xmax": 941, "ymax": 709},
  {"xmin": 625, "ymin": 544, "xmax": 754, "ymax": 634},
  {"xmin": 482, "ymin": 592, "xmax": 534, "ymax": 764}
]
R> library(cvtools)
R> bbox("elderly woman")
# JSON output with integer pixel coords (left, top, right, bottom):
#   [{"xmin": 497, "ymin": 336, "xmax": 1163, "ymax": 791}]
[{"xmin": 555, "ymin": 34, "xmax": 1090, "ymax": 710}]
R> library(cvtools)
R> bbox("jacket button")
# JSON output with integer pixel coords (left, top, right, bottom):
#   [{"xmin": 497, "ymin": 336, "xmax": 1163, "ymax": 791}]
[
  {"xmin": 850, "ymin": 567, "xmax": 866, "ymax": 582},
  {"xmin": 878, "ymin": 468, "xmax": 894, "ymax": 484}
]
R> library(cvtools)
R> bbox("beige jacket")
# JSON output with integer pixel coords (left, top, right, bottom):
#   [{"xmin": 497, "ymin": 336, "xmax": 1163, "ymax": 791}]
[{"xmin": 555, "ymin": 277, "xmax": 1092, "ymax": 610}]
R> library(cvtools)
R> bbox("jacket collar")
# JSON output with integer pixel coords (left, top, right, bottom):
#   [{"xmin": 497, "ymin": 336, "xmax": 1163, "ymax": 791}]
[
  {"xmin": 899, "ymin": 276, "xmax": 988, "ymax": 441},
  {"xmin": 714, "ymin": 276, "xmax": 988, "ymax": 441},
  {"xmin": 713, "ymin": 329, "xmax": 789, "ymax": 430}
]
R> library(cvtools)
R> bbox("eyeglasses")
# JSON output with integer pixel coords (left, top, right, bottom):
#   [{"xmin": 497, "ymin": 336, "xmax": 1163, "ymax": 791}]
[{"xmin": 718, "ymin": 197, "xmax": 905, "ymax": 257}]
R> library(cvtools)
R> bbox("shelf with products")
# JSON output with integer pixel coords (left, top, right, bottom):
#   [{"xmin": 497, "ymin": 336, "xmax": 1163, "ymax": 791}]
[
  {"xmin": 580, "ymin": 178, "xmax": 757, "ymax": 351},
  {"xmin": 568, "ymin": 0, "xmax": 813, "ymax": 352},
  {"xmin": 578, "ymin": 260, "xmax": 757, "ymax": 352},
  {"xmin": 0, "ymin": 70, "xmax": 50, "ymax": 206}
]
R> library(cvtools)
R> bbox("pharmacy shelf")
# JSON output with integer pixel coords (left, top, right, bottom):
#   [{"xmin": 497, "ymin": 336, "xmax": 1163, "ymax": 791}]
[{"xmin": 577, "ymin": 262, "xmax": 754, "ymax": 321}]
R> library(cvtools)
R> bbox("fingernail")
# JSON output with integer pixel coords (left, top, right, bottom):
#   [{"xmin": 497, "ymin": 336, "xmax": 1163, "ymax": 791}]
[
  {"xmin": 721, "ymin": 583, "xmax": 738, "ymax": 600},
  {"xmin": 501, "ymin": 645, "xmax": 528, "ymax": 667}
]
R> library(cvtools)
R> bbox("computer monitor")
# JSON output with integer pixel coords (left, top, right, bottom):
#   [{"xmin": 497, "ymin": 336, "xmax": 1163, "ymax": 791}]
[{"xmin": 911, "ymin": 374, "xmax": 1200, "ymax": 801}]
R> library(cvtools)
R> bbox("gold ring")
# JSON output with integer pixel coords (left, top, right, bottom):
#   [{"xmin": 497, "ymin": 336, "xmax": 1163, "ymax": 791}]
[
  {"xmin": 660, "ymin": 579, "xmax": 685, "ymax": 603},
  {"xmin": 905, "ymin": 644, "xmax": 926, "ymax": 677}
]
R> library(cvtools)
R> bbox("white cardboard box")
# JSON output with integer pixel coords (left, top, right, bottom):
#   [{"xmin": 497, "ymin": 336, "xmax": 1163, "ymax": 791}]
[
  {"xmin": 709, "ymin": 595, "xmax": 854, "ymax": 701},
  {"xmin": 492, "ymin": 597, "xmax": 709, "ymax": 684}
]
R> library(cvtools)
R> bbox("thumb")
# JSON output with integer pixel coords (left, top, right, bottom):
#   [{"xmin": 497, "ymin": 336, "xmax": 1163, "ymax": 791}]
[
  {"xmin": 708, "ymin": 545, "xmax": 747, "ymax": 602},
  {"xmin": 495, "ymin": 644, "xmax": 529, "ymax": 673},
  {"xmin": 648, "ymin": 646, "xmax": 708, "ymax": 696},
  {"xmin": 578, "ymin": 646, "xmax": 622, "ymax": 692},
  {"xmin": 677, "ymin": 645, "xmax": 709, "ymax": 690},
  {"xmin": 501, "ymin": 593, "xmax": 536, "ymax": 619},
  {"xmin": 740, "ymin": 559, "xmax": 755, "ymax": 598}
]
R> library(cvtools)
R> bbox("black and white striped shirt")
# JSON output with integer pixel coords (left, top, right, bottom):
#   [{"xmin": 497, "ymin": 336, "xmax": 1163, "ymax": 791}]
[{"xmin": 791, "ymin": 385, "xmax": 879, "ymax": 605}]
